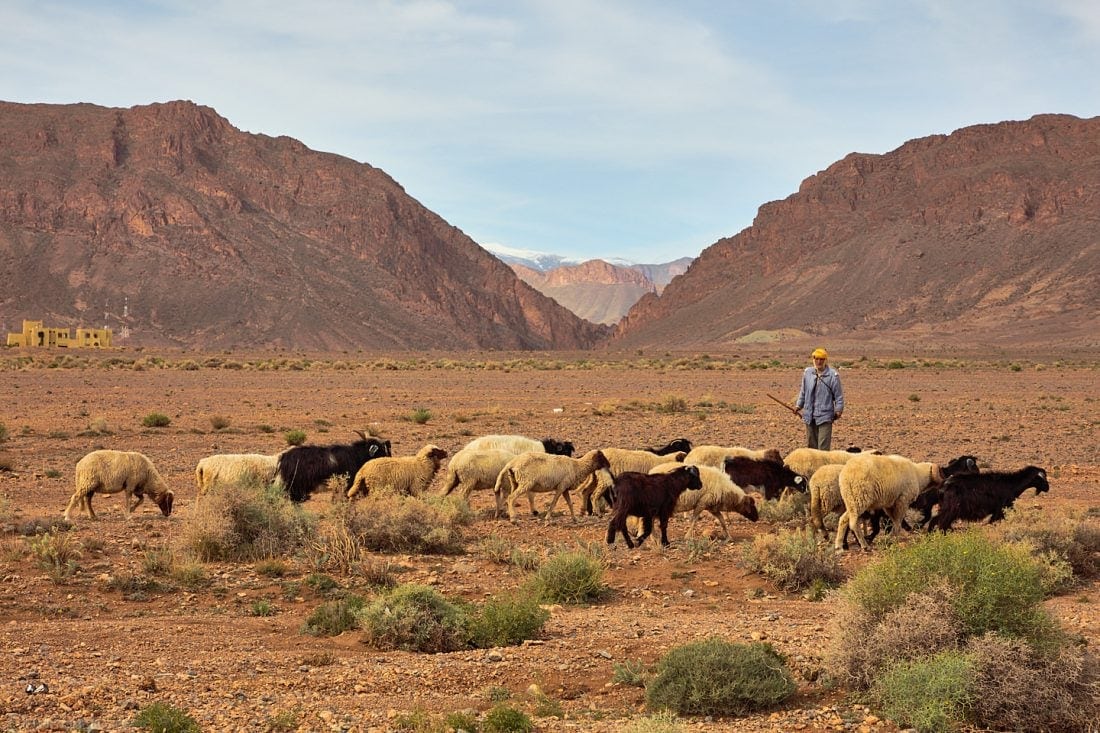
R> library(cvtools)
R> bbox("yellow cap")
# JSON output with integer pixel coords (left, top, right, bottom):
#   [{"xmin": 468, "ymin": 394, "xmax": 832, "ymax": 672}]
[{"xmin": 811, "ymin": 348, "xmax": 828, "ymax": 359}]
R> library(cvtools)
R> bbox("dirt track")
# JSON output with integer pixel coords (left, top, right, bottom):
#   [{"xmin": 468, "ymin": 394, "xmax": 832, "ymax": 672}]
[{"xmin": 0, "ymin": 352, "xmax": 1096, "ymax": 732}]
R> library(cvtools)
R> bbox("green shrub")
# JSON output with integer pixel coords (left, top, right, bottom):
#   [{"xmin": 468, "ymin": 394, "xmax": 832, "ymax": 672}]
[
  {"xmin": 209, "ymin": 414, "xmax": 231, "ymax": 430},
  {"xmin": 526, "ymin": 548, "xmax": 607, "ymax": 604},
  {"xmin": 755, "ymin": 490, "xmax": 809, "ymax": 524},
  {"xmin": 250, "ymin": 599, "xmax": 275, "ymax": 617},
  {"xmin": 964, "ymin": 632, "xmax": 1100, "ymax": 731},
  {"xmin": 132, "ymin": 702, "xmax": 200, "ymax": 732},
  {"xmin": 871, "ymin": 650, "xmax": 974, "ymax": 733},
  {"xmin": 841, "ymin": 530, "xmax": 1057, "ymax": 646},
  {"xmin": 991, "ymin": 505, "xmax": 1100, "ymax": 583},
  {"xmin": 482, "ymin": 704, "xmax": 533, "ymax": 733},
  {"xmin": 341, "ymin": 492, "xmax": 469, "ymax": 554},
  {"xmin": 740, "ymin": 526, "xmax": 844, "ymax": 593},
  {"xmin": 612, "ymin": 659, "xmax": 648, "ymax": 687},
  {"xmin": 622, "ymin": 711, "xmax": 684, "ymax": 733},
  {"xmin": 357, "ymin": 584, "xmax": 469, "ymax": 653},
  {"xmin": 142, "ymin": 546, "xmax": 174, "ymax": 576},
  {"xmin": 444, "ymin": 711, "xmax": 480, "ymax": 732},
  {"xmin": 284, "ymin": 429, "xmax": 307, "ymax": 446},
  {"xmin": 655, "ymin": 394, "xmax": 687, "ymax": 413},
  {"xmin": 408, "ymin": 407, "xmax": 432, "ymax": 424},
  {"xmin": 29, "ymin": 529, "xmax": 82, "ymax": 582},
  {"xmin": 466, "ymin": 590, "xmax": 549, "ymax": 648},
  {"xmin": 301, "ymin": 595, "xmax": 367, "ymax": 637},
  {"xmin": 645, "ymin": 639, "xmax": 796, "ymax": 716},
  {"xmin": 175, "ymin": 481, "xmax": 313, "ymax": 562},
  {"xmin": 141, "ymin": 412, "xmax": 171, "ymax": 428}
]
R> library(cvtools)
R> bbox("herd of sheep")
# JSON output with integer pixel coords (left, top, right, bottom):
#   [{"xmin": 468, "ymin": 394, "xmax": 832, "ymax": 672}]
[{"xmin": 62, "ymin": 432, "xmax": 1051, "ymax": 552}]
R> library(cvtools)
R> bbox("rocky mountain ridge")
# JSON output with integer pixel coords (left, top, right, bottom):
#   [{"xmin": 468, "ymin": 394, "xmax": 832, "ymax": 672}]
[
  {"xmin": 508, "ymin": 257, "xmax": 692, "ymax": 325},
  {"xmin": 613, "ymin": 114, "xmax": 1100, "ymax": 351},
  {"xmin": 0, "ymin": 100, "xmax": 608, "ymax": 350}
]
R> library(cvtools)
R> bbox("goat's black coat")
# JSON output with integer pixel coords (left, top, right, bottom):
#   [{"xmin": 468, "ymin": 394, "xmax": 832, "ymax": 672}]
[
  {"xmin": 540, "ymin": 438, "xmax": 575, "ymax": 456},
  {"xmin": 276, "ymin": 433, "xmax": 392, "ymax": 502},
  {"xmin": 638, "ymin": 438, "xmax": 694, "ymax": 456},
  {"xmin": 606, "ymin": 465, "xmax": 702, "ymax": 548},
  {"xmin": 928, "ymin": 465, "xmax": 1049, "ymax": 532},
  {"xmin": 722, "ymin": 455, "xmax": 805, "ymax": 501}
]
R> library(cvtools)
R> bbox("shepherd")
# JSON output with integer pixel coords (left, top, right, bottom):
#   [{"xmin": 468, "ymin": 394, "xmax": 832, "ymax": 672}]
[{"xmin": 792, "ymin": 347, "xmax": 844, "ymax": 450}]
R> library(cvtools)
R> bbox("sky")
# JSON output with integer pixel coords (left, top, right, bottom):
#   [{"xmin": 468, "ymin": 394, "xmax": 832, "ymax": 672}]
[{"xmin": 3, "ymin": 1, "xmax": 1099, "ymax": 264}]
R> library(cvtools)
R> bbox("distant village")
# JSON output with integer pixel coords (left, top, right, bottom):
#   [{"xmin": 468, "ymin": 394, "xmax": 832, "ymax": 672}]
[{"xmin": 5, "ymin": 319, "xmax": 113, "ymax": 348}]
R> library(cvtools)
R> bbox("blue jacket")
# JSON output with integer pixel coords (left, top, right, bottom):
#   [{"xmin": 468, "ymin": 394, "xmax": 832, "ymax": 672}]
[{"xmin": 796, "ymin": 365, "xmax": 844, "ymax": 425}]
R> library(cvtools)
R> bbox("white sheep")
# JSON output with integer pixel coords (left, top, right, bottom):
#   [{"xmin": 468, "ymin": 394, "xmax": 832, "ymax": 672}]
[
  {"xmin": 64, "ymin": 449, "xmax": 175, "ymax": 520},
  {"xmin": 439, "ymin": 447, "xmax": 517, "ymax": 499},
  {"xmin": 685, "ymin": 445, "xmax": 783, "ymax": 469},
  {"xmin": 497, "ymin": 449, "xmax": 610, "ymax": 523},
  {"xmin": 784, "ymin": 447, "xmax": 871, "ymax": 480},
  {"xmin": 835, "ymin": 453, "xmax": 943, "ymax": 551},
  {"xmin": 578, "ymin": 448, "xmax": 688, "ymax": 515},
  {"xmin": 194, "ymin": 453, "xmax": 280, "ymax": 496},
  {"xmin": 807, "ymin": 463, "xmax": 845, "ymax": 542},
  {"xmin": 648, "ymin": 462, "xmax": 759, "ymax": 538},
  {"xmin": 461, "ymin": 434, "xmax": 573, "ymax": 456},
  {"xmin": 347, "ymin": 444, "xmax": 449, "ymax": 499}
]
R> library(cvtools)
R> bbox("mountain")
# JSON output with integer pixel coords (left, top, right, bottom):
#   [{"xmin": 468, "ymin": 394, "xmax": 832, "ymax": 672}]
[
  {"xmin": 505, "ymin": 255, "xmax": 694, "ymax": 325},
  {"xmin": 0, "ymin": 100, "xmax": 609, "ymax": 350},
  {"xmin": 613, "ymin": 114, "xmax": 1100, "ymax": 351}
]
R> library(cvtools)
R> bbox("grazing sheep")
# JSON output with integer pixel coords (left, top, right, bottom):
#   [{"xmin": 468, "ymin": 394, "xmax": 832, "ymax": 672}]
[
  {"xmin": 65, "ymin": 450, "xmax": 174, "ymax": 521},
  {"xmin": 685, "ymin": 445, "xmax": 783, "ymax": 468},
  {"xmin": 638, "ymin": 438, "xmax": 694, "ymax": 455},
  {"xmin": 462, "ymin": 434, "xmax": 574, "ymax": 457},
  {"xmin": 928, "ymin": 466, "xmax": 1050, "ymax": 532},
  {"xmin": 835, "ymin": 453, "xmax": 944, "ymax": 551},
  {"xmin": 784, "ymin": 446, "xmax": 873, "ymax": 480},
  {"xmin": 497, "ymin": 449, "xmax": 610, "ymax": 523},
  {"xmin": 195, "ymin": 453, "xmax": 280, "ymax": 496},
  {"xmin": 606, "ymin": 465, "xmax": 702, "ymax": 548},
  {"xmin": 439, "ymin": 447, "xmax": 517, "ymax": 499},
  {"xmin": 651, "ymin": 462, "xmax": 758, "ymax": 539},
  {"xmin": 347, "ymin": 444, "xmax": 449, "ymax": 499},
  {"xmin": 722, "ymin": 455, "xmax": 805, "ymax": 501},
  {"xmin": 276, "ymin": 431, "xmax": 391, "ymax": 502},
  {"xmin": 578, "ymin": 448, "xmax": 688, "ymax": 515}
]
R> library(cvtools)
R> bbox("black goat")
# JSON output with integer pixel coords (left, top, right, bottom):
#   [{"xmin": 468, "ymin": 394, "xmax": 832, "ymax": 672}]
[
  {"xmin": 928, "ymin": 465, "xmax": 1049, "ymax": 532},
  {"xmin": 606, "ymin": 465, "xmax": 702, "ymax": 548},
  {"xmin": 276, "ymin": 431, "xmax": 392, "ymax": 502},
  {"xmin": 540, "ymin": 438, "xmax": 575, "ymax": 456},
  {"xmin": 638, "ymin": 438, "xmax": 693, "ymax": 455},
  {"xmin": 722, "ymin": 455, "xmax": 805, "ymax": 501}
]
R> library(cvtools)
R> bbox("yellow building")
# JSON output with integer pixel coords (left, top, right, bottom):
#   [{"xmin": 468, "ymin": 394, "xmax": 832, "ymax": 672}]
[{"xmin": 6, "ymin": 320, "xmax": 112, "ymax": 348}]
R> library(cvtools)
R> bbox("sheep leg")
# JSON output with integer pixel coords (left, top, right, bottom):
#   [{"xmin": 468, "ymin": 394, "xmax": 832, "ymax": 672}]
[
  {"xmin": 708, "ymin": 509, "xmax": 731, "ymax": 540},
  {"xmin": 543, "ymin": 489, "xmax": 563, "ymax": 524},
  {"xmin": 635, "ymin": 516, "xmax": 653, "ymax": 546},
  {"xmin": 834, "ymin": 510, "xmax": 850, "ymax": 551},
  {"xmin": 505, "ymin": 486, "xmax": 523, "ymax": 522},
  {"xmin": 63, "ymin": 491, "xmax": 84, "ymax": 521},
  {"xmin": 686, "ymin": 509, "xmax": 699, "ymax": 539},
  {"xmin": 84, "ymin": 492, "xmax": 97, "ymax": 519},
  {"xmin": 848, "ymin": 510, "xmax": 871, "ymax": 551}
]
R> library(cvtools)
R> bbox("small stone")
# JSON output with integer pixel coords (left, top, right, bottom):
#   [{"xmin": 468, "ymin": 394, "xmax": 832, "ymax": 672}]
[
  {"xmin": 594, "ymin": 650, "xmax": 612, "ymax": 659},
  {"xmin": 486, "ymin": 651, "xmax": 504, "ymax": 662}
]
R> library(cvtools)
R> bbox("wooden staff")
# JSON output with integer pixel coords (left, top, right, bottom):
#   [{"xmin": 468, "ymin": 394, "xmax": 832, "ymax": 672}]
[{"xmin": 766, "ymin": 393, "xmax": 800, "ymax": 416}]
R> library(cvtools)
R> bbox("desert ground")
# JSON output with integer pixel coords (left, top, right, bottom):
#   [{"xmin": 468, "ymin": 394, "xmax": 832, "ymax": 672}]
[{"xmin": 0, "ymin": 350, "xmax": 1096, "ymax": 733}]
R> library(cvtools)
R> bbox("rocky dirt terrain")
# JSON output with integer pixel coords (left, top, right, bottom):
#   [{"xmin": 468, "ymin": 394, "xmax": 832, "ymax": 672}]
[{"xmin": 0, "ymin": 350, "xmax": 1096, "ymax": 732}]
